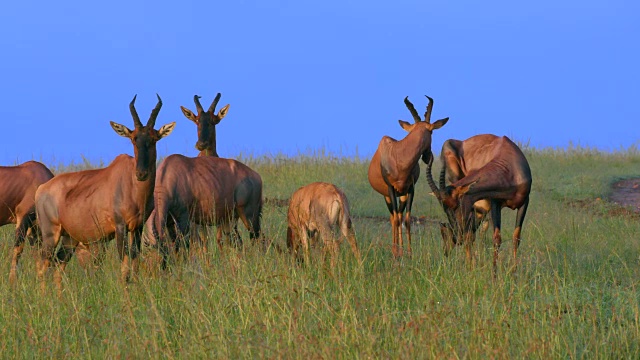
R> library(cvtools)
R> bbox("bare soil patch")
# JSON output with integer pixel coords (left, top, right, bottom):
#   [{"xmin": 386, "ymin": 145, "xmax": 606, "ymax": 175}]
[{"xmin": 609, "ymin": 178, "xmax": 640, "ymax": 214}]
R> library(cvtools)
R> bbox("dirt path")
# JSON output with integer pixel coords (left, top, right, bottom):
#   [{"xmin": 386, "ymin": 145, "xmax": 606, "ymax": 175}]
[
  {"xmin": 609, "ymin": 178, "xmax": 640, "ymax": 213},
  {"xmin": 268, "ymin": 179, "xmax": 640, "ymax": 221}
]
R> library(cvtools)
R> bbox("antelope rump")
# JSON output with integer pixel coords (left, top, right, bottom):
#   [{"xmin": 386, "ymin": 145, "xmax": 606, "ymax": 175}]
[
  {"xmin": 286, "ymin": 181, "xmax": 361, "ymax": 267},
  {"xmin": 1, "ymin": 161, "xmax": 55, "ymax": 284}
]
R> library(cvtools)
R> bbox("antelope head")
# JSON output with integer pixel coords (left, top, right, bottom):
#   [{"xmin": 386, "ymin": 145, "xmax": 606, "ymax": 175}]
[
  {"xmin": 180, "ymin": 93, "xmax": 230, "ymax": 157},
  {"xmin": 110, "ymin": 94, "xmax": 176, "ymax": 181},
  {"xmin": 399, "ymin": 95, "xmax": 449, "ymax": 164},
  {"xmin": 425, "ymin": 156, "xmax": 478, "ymax": 244}
]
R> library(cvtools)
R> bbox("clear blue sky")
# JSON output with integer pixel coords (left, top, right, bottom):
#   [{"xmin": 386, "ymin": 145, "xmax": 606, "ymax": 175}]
[{"xmin": 1, "ymin": 1, "xmax": 638, "ymax": 164}]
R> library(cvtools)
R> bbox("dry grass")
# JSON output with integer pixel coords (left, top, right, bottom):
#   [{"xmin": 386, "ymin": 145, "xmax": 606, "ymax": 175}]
[{"xmin": 0, "ymin": 147, "xmax": 639, "ymax": 358}]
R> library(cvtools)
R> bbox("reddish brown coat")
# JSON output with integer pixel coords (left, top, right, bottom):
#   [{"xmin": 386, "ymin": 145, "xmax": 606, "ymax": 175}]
[
  {"xmin": 427, "ymin": 135, "xmax": 532, "ymax": 272},
  {"xmin": 438, "ymin": 134, "xmax": 504, "ymax": 233},
  {"xmin": 367, "ymin": 96, "xmax": 448, "ymax": 257},
  {"xmin": 150, "ymin": 155, "xmax": 263, "ymax": 267},
  {"xmin": 35, "ymin": 95, "xmax": 175, "ymax": 291},
  {"xmin": 286, "ymin": 182, "xmax": 360, "ymax": 267},
  {"xmin": 1, "ymin": 161, "xmax": 54, "ymax": 284},
  {"xmin": 143, "ymin": 93, "xmax": 231, "ymax": 251}
]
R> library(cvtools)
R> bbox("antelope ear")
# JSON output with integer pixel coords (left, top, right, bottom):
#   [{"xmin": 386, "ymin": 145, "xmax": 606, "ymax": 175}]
[
  {"xmin": 453, "ymin": 179, "xmax": 478, "ymax": 198},
  {"xmin": 157, "ymin": 122, "xmax": 176, "ymax": 139},
  {"xmin": 180, "ymin": 106, "xmax": 198, "ymax": 123},
  {"xmin": 217, "ymin": 104, "xmax": 230, "ymax": 121},
  {"xmin": 110, "ymin": 121, "xmax": 132, "ymax": 138},
  {"xmin": 441, "ymin": 187, "xmax": 457, "ymax": 208},
  {"xmin": 429, "ymin": 117, "xmax": 449, "ymax": 131},
  {"xmin": 398, "ymin": 120, "xmax": 414, "ymax": 132}
]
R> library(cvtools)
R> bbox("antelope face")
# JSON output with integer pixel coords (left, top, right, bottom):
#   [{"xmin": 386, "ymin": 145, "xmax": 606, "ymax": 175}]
[
  {"xmin": 111, "ymin": 94, "xmax": 176, "ymax": 181},
  {"xmin": 130, "ymin": 127, "xmax": 169, "ymax": 180},
  {"xmin": 398, "ymin": 119, "xmax": 449, "ymax": 143},
  {"xmin": 440, "ymin": 211, "xmax": 473, "ymax": 246},
  {"xmin": 398, "ymin": 95, "xmax": 449, "ymax": 164},
  {"xmin": 439, "ymin": 184, "xmax": 477, "ymax": 244},
  {"xmin": 181, "ymin": 94, "xmax": 230, "ymax": 156},
  {"xmin": 440, "ymin": 208, "xmax": 465, "ymax": 245},
  {"xmin": 193, "ymin": 107, "xmax": 228, "ymax": 153},
  {"xmin": 440, "ymin": 222, "xmax": 457, "ymax": 245}
]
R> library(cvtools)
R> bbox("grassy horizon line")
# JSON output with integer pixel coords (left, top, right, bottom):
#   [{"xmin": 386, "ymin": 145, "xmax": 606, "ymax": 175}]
[{"xmin": 7, "ymin": 140, "xmax": 640, "ymax": 170}]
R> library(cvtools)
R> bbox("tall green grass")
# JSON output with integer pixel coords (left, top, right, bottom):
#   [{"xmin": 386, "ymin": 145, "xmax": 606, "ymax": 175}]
[{"xmin": 0, "ymin": 147, "xmax": 639, "ymax": 358}]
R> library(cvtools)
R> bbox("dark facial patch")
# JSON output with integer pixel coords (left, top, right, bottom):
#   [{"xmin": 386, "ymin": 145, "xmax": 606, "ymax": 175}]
[
  {"xmin": 129, "ymin": 127, "xmax": 160, "ymax": 180},
  {"xmin": 195, "ymin": 111, "xmax": 218, "ymax": 155}
]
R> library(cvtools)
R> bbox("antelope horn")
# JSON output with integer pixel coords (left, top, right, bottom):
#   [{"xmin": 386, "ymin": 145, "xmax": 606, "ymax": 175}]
[
  {"xmin": 129, "ymin": 94, "xmax": 143, "ymax": 129},
  {"xmin": 430, "ymin": 159, "xmax": 457, "ymax": 228},
  {"xmin": 439, "ymin": 161, "xmax": 447, "ymax": 191},
  {"xmin": 439, "ymin": 165, "xmax": 458, "ymax": 224},
  {"xmin": 194, "ymin": 95, "xmax": 204, "ymax": 113},
  {"xmin": 146, "ymin": 93, "xmax": 163, "ymax": 128},
  {"xmin": 404, "ymin": 96, "xmax": 422, "ymax": 123},
  {"xmin": 424, "ymin": 95, "xmax": 434, "ymax": 124},
  {"xmin": 426, "ymin": 154, "xmax": 443, "ymax": 202},
  {"xmin": 208, "ymin": 92, "xmax": 222, "ymax": 113}
]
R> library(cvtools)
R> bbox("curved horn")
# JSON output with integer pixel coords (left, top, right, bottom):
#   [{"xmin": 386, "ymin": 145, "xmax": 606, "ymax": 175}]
[
  {"xmin": 146, "ymin": 93, "xmax": 163, "ymax": 128},
  {"xmin": 424, "ymin": 95, "xmax": 434, "ymax": 124},
  {"xmin": 430, "ymin": 158, "xmax": 457, "ymax": 229},
  {"xmin": 426, "ymin": 154, "xmax": 443, "ymax": 202},
  {"xmin": 194, "ymin": 95, "xmax": 204, "ymax": 113},
  {"xmin": 129, "ymin": 94, "xmax": 143, "ymax": 129},
  {"xmin": 208, "ymin": 92, "xmax": 222, "ymax": 113},
  {"xmin": 439, "ymin": 160, "xmax": 447, "ymax": 191},
  {"xmin": 438, "ymin": 164, "xmax": 457, "ymax": 223},
  {"xmin": 404, "ymin": 96, "xmax": 421, "ymax": 123}
]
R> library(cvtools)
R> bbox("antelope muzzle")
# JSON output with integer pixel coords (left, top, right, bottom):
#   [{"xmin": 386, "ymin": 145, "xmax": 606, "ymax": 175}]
[
  {"xmin": 439, "ymin": 222, "xmax": 458, "ymax": 245},
  {"xmin": 136, "ymin": 169, "xmax": 150, "ymax": 181}
]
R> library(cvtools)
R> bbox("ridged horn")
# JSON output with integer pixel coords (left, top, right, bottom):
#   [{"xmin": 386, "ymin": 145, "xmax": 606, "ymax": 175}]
[
  {"xmin": 426, "ymin": 154, "xmax": 443, "ymax": 202},
  {"xmin": 424, "ymin": 95, "xmax": 434, "ymax": 124},
  {"xmin": 146, "ymin": 93, "xmax": 163, "ymax": 128},
  {"xmin": 439, "ymin": 161, "xmax": 447, "ymax": 191},
  {"xmin": 404, "ymin": 96, "xmax": 421, "ymax": 123},
  {"xmin": 208, "ymin": 93, "xmax": 222, "ymax": 113},
  {"xmin": 194, "ymin": 95, "xmax": 204, "ymax": 113},
  {"xmin": 129, "ymin": 95, "xmax": 143, "ymax": 129}
]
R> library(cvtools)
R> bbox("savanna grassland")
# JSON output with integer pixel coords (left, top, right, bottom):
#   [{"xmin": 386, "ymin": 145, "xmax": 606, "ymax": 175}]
[{"xmin": 0, "ymin": 146, "xmax": 639, "ymax": 359}]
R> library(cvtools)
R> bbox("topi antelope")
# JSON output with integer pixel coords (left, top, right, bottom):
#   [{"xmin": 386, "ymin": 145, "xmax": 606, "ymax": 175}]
[
  {"xmin": 367, "ymin": 95, "xmax": 449, "ymax": 257},
  {"xmin": 286, "ymin": 182, "xmax": 360, "ymax": 267},
  {"xmin": 35, "ymin": 94, "xmax": 175, "ymax": 291},
  {"xmin": 437, "ymin": 134, "xmax": 514, "ymax": 237},
  {"xmin": 143, "ymin": 93, "xmax": 231, "ymax": 251},
  {"xmin": 426, "ymin": 134, "xmax": 532, "ymax": 273},
  {"xmin": 148, "ymin": 94, "xmax": 263, "ymax": 268},
  {"xmin": 1, "ymin": 161, "xmax": 54, "ymax": 284}
]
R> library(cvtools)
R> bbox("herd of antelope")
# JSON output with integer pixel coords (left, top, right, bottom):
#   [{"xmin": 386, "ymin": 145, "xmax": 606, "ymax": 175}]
[{"xmin": 0, "ymin": 92, "xmax": 532, "ymax": 292}]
